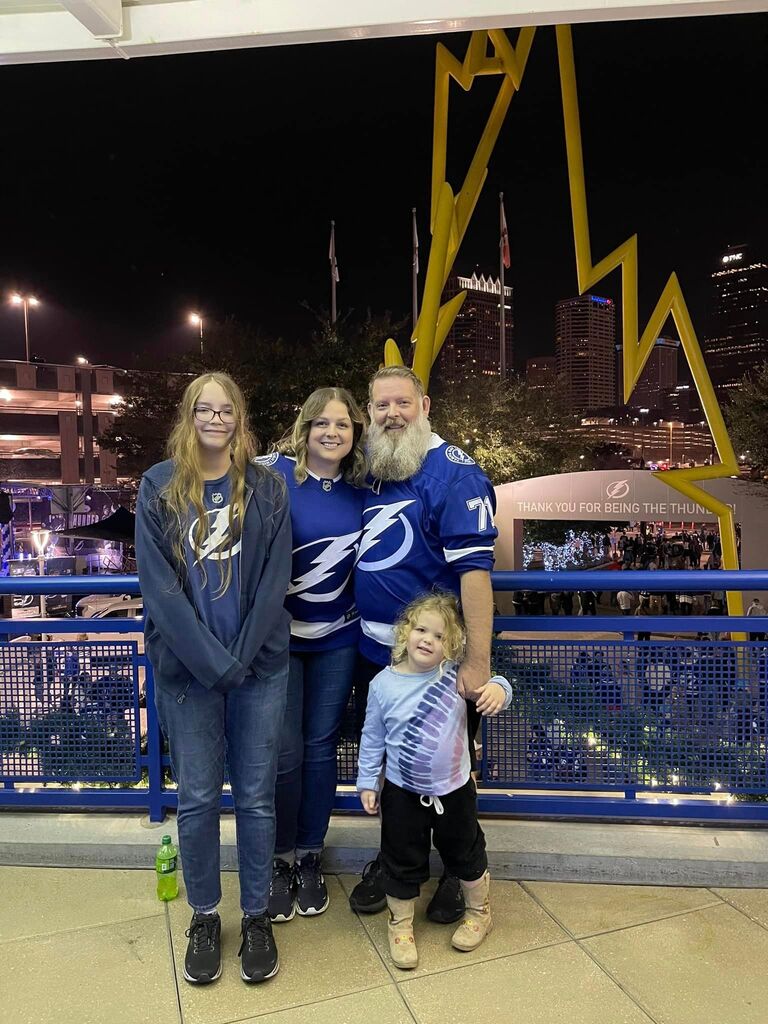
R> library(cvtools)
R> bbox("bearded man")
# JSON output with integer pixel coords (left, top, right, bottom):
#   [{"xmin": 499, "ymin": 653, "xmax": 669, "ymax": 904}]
[{"xmin": 349, "ymin": 365, "xmax": 498, "ymax": 921}]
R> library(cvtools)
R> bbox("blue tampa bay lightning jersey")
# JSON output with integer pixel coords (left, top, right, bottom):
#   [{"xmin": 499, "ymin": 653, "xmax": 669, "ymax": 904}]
[
  {"xmin": 254, "ymin": 453, "xmax": 364, "ymax": 652},
  {"xmin": 354, "ymin": 434, "xmax": 497, "ymax": 664}
]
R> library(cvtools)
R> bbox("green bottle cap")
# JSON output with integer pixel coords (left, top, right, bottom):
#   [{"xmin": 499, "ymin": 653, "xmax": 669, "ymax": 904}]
[{"xmin": 162, "ymin": 835, "xmax": 172, "ymax": 845}]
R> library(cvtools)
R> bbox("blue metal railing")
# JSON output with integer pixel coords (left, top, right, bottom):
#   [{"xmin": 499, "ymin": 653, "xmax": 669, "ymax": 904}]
[{"xmin": 1, "ymin": 571, "xmax": 767, "ymax": 824}]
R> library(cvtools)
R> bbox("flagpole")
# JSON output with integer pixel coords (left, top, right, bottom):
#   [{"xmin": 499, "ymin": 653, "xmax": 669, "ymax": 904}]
[
  {"xmin": 412, "ymin": 207, "xmax": 419, "ymax": 336},
  {"xmin": 499, "ymin": 193, "xmax": 506, "ymax": 379},
  {"xmin": 330, "ymin": 220, "xmax": 337, "ymax": 326}
]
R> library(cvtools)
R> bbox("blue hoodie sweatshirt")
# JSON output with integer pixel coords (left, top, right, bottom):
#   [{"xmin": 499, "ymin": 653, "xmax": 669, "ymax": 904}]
[{"xmin": 135, "ymin": 459, "xmax": 292, "ymax": 696}]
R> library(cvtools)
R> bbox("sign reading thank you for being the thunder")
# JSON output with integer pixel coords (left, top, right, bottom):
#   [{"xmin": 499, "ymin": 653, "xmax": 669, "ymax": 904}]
[{"xmin": 496, "ymin": 470, "xmax": 742, "ymax": 522}]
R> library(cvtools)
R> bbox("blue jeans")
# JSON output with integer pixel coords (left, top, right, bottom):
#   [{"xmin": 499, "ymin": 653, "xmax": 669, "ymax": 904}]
[
  {"xmin": 156, "ymin": 667, "xmax": 289, "ymax": 916},
  {"xmin": 274, "ymin": 645, "xmax": 357, "ymax": 855}
]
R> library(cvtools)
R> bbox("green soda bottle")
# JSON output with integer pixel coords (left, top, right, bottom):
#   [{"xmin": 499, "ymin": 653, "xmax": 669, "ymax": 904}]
[{"xmin": 155, "ymin": 835, "xmax": 179, "ymax": 901}]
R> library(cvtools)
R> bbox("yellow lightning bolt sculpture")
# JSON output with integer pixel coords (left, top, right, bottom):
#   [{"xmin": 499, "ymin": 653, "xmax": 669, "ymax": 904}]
[
  {"xmin": 383, "ymin": 28, "xmax": 536, "ymax": 377},
  {"xmin": 384, "ymin": 25, "xmax": 742, "ymax": 622}
]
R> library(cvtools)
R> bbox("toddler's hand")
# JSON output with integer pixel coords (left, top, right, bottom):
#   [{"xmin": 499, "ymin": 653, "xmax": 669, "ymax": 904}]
[
  {"xmin": 360, "ymin": 789, "xmax": 379, "ymax": 814},
  {"xmin": 474, "ymin": 681, "xmax": 507, "ymax": 716}
]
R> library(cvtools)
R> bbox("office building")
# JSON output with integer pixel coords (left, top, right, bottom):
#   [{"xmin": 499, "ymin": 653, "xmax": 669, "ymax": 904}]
[
  {"xmin": 525, "ymin": 356, "xmax": 556, "ymax": 391},
  {"xmin": 437, "ymin": 272, "xmax": 513, "ymax": 382},
  {"xmin": 576, "ymin": 415, "xmax": 712, "ymax": 468},
  {"xmin": 704, "ymin": 244, "xmax": 768, "ymax": 394},
  {"xmin": 555, "ymin": 294, "xmax": 616, "ymax": 411},
  {"xmin": 619, "ymin": 336, "xmax": 679, "ymax": 411}
]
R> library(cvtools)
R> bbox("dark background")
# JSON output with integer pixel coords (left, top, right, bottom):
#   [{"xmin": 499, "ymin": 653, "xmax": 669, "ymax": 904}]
[{"xmin": 0, "ymin": 14, "xmax": 765, "ymax": 368}]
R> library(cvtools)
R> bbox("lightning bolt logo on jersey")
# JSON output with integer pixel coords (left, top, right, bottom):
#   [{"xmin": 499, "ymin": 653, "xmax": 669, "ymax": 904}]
[
  {"xmin": 254, "ymin": 453, "xmax": 365, "ymax": 652},
  {"xmin": 355, "ymin": 434, "xmax": 498, "ymax": 664},
  {"xmin": 184, "ymin": 472, "xmax": 242, "ymax": 647},
  {"xmin": 189, "ymin": 507, "xmax": 242, "ymax": 565}
]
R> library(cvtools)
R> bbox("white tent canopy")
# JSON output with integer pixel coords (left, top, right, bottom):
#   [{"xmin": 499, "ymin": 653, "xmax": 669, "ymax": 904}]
[{"xmin": 1, "ymin": 0, "xmax": 763, "ymax": 65}]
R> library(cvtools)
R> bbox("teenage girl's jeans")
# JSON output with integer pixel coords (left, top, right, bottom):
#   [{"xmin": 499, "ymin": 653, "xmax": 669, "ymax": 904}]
[
  {"xmin": 156, "ymin": 667, "xmax": 289, "ymax": 916},
  {"xmin": 274, "ymin": 645, "xmax": 357, "ymax": 855}
]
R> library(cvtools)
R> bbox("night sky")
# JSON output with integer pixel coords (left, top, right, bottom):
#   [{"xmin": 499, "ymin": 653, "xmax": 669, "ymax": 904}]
[{"xmin": 0, "ymin": 13, "xmax": 765, "ymax": 371}]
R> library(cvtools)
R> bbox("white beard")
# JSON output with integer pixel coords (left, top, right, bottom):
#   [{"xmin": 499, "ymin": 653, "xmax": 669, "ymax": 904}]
[{"xmin": 368, "ymin": 413, "xmax": 433, "ymax": 481}]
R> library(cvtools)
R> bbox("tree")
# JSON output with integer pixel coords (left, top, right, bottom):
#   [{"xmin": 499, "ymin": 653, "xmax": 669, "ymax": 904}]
[
  {"xmin": 583, "ymin": 442, "xmax": 635, "ymax": 471},
  {"xmin": 99, "ymin": 311, "xmax": 401, "ymax": 476},
  {"xmin": 98, "ymin": 369, "xmax": 191, "ymax": 476},
  {"xmin": 725, "ymin": 362, "xmax": 768, "ymax": 474},
  {"xmin": 429, "ymin": 373, "xmax": 584, "ymax": 485},
  {"xmin": 187, "ymin": 311, "xmax": 403, "ymax": 444}
]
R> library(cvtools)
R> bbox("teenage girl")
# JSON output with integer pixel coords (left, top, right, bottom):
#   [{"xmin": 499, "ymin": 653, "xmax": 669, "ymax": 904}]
[{"xmin": 136, "ymin": 372, "xmax": 292, "ymax": 986}]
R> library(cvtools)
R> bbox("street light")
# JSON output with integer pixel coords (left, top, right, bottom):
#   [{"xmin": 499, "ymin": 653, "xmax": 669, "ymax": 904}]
[
  {"xmin": 189, "ymin": 312, "xmax": 204, "ymax": 356},
  {"xmin": 32, "ymin": 529, "xmax": 50, "ymax": 619},
  {"xmin": 76, "ymin": 355, "xmax": 89, "ymax": 365},
  {"xmin": 10, "ymin": 293, "xmax": 40, "ymax": 362}
]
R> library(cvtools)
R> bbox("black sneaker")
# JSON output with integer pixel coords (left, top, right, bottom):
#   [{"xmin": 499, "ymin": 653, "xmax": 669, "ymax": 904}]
[
  {"xmin": 348, "ymin": 854, "xmax": 387, "ymax": 914},
  {"xmin": 268, "ymin": 858, "xmax": 296, "ymax": 922},
  {"xmin": 426, "ymin": 873, "xmax": 465, "ymax": 924},
  {"xmin": 239, "ymin": 913, "xmax": 279, "ymax": 983},
  {"xmin": 295, "ymin": 852, "xmax": 329, "ymax": 916},
  {"xmin": 183, "ymin": 912, "xmax": 222, "ymax": 984}
]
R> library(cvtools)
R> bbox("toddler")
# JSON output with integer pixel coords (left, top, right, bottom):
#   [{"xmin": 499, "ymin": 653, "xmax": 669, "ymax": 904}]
[{"xmin": 356, "ymin": 592, "xmax": 511, "ymax": 969}]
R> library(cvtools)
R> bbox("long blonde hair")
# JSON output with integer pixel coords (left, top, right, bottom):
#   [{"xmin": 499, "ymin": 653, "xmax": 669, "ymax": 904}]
[
  {"xmin": 391, "ymin": 592, "xmax": 465, "ymax": 665},
  {"xmin": 277, "ymin": 386, "xmax": 368, "ymax": 486},
  {"xmin": 163, "ymin": 371, "xmax": 256, "ymax": 595}
]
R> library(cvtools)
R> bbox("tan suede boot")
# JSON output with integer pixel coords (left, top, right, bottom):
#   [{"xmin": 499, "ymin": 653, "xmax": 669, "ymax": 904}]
[
  {"xmin": 386, "ymin": 896, "xmax": 418, "ymax": 969},
  {"xmin": 451, "ymin": 871, "xmax": 493, "ymax": 951}
]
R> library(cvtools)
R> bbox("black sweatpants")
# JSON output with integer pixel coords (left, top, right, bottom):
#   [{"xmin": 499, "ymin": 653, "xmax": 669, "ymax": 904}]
[{"xmin": 380, "ymin": 778, "xmax": 487, "ymax": 899}]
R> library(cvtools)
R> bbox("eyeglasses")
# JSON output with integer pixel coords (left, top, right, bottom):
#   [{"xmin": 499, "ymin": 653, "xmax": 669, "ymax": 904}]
[{"xmin": 194, "ymin": 406, "xmax": 236, "ymax": 425}]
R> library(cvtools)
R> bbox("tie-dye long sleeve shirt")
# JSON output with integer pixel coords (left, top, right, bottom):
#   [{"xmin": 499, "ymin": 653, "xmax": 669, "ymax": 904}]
[{"xmin": 356, "ymin": 660, "xmax": 511, "ymax": 797}]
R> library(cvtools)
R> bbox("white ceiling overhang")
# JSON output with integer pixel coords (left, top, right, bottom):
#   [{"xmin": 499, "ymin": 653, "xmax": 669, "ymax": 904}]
[{"xmin": 0, "ymin": 0, "xmax": 764, "ymax": 65}]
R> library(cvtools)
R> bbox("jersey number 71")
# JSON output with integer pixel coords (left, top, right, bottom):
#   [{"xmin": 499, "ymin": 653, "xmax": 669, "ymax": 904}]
[{"xmin": 466, "ymin": 496, "xmax": 495, "ymax": 532}]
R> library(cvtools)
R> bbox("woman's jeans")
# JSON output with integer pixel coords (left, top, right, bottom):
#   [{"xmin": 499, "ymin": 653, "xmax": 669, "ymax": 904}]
[
  {"xmin": 274, "ymin": 645, "xmax": 357, "ymax": 856},
  {"xmin": 156, "ymin": 667, "xmax": 289, "ymax": 916}
]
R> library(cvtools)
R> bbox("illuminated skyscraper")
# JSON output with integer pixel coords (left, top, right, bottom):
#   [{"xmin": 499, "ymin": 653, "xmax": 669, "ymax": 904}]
[
  {"xmin": 620, "ymin": 336, "xmax": 679, "ymax": 411},
  {"xmin": 704, "ymin": 244, "xmax": 768, "ymax": 394},
  {"xmin": 437, "ymin": 272, "xmax": 513, "ymax": 382},
  {"xmin": 555, "ymin": 294, "xmax": 616, "ymax": 411},
  {"xmin": 526, "ymin": 355, "xmax": 556, "ymax": 391}
]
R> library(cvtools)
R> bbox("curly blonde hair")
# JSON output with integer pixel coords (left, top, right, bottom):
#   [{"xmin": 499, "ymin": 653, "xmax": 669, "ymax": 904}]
[
  {"xmin": 391, "ymin": 592, "xmax": 465, "ymax": 665},
  {"xmin": 276, "ymin": 386, "xmax": 368, "ymax": 486}
]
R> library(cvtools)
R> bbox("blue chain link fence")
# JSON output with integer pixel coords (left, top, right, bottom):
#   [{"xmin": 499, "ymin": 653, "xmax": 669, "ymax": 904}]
[
  {"xmin": 486, "ymin": 639, "xmax": 767, "ymax": 793},
  {"xmin": 0, "ymin": 640, "xmax": 140, "ymax": 782},
  {"xmin": 2, "ymin": 571, "xmax": 768, "ymax": 822}
]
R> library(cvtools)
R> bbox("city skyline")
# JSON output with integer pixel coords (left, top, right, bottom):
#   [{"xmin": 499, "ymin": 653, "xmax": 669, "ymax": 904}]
[{"xmin": 0, "ymin": 14, "xmax": 765, "ymax": 371}]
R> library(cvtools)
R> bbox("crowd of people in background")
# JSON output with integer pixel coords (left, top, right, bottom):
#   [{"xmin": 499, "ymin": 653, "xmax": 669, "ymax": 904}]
[
  {"xmin": 613, "ymin": 526, "xmax": 725, "ymax": 572},
  {"xmin": 514, "ymin": 524, "xmax": 762, "ymax": 641},
  {"xmin": 511, "ymin": 586, "xmax": 724, "ymax": 620}
]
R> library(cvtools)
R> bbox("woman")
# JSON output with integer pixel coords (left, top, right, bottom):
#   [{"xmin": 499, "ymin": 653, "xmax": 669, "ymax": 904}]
[
  {"xmin": 135, "ymin": 372, "xmax": 292, "ymax": 987},
  {"xmin": 256, "ymin": 386, "xmax": 367, "ymax": 923}
]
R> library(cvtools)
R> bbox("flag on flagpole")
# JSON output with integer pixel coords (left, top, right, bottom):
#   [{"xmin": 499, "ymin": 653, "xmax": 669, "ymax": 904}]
[
  {"xmin": 329, "ymin": 221, "xmax": 340, "ymax": 283},
  {"xmin": 412, "ymin": 208, "xmax": 419, "ymax": 275},
  {"xmin": 500, "ymin": 198, "xmax": 511, "ymax": 270}
]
